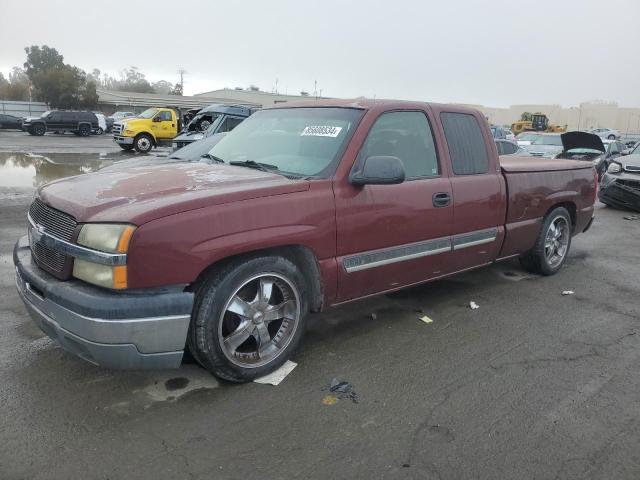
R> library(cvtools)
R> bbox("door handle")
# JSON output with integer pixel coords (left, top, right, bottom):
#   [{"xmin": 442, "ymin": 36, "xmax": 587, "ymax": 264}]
[{"xmin": 432, "ymin": 192, "xmax": 451, "ymax": 207}]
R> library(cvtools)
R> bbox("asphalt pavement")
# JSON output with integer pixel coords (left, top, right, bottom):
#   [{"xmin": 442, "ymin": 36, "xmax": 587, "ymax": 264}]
[{"xmin": 1, "ymin": 131, "xmax": 639, "ymax": 480}]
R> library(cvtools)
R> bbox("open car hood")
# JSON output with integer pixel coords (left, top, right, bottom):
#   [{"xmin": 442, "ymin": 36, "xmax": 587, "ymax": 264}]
[{"xmin": 561, "ymin": 131, "xmax": 605, "ymax": 152}]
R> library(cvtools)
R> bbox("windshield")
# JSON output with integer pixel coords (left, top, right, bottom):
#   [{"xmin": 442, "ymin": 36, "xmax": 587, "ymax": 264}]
[
  {"xmin": 40, "ymin": 111, "xmax": 51, "ymax": 118},
  {"xmin": 137, "ymin": 108, "xmax": 158, "ymax": 119},
  {"xmin": 517, "ymin": 133, "xmax": 540, "ymax": 142},
  {"xmin": 532, "ymin": 135, "xmax": 562, "ymax": 146},
  {"xmin": 632, "ymin": 143, "xmax": 640, "ymax": 154},
  {"xmin": 207, "ymin": 107, "xmax": 364, "ymax": 177}
]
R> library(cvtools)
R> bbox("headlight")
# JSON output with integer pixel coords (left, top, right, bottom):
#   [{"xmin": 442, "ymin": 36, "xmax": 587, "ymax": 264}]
[
  {"xmin": 607, "ymin": 162, "xmax": 622, "ymax": 174},
  {"xmin": 73, "ymin": 224, "xmax": 135, "ymax": 289}
]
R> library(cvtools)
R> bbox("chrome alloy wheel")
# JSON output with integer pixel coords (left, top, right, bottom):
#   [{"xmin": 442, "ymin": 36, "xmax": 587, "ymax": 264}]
[
  {"xmin": 544, "ymin": 216, "xmax": 570, "ymax": 268},
  {"xmin": 136, "ymin": 136, "xmax": 151, "ymax": 151},
  {"xmin": 218, "ymin": 273, "xmax": 301, "ymax": 368}
]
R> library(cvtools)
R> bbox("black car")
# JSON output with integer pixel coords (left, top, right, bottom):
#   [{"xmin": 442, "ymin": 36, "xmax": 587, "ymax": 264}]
[
  {"xmin": 599, "ymin": 146, "xmax": 640, "ymax": 212},
  {"xmin": 0, "ymin": 114, "xmax": 23, "ymax": 130},
  {"xmin": 22, "ymin": 110, "xmax": 99, "ymax": 136}
]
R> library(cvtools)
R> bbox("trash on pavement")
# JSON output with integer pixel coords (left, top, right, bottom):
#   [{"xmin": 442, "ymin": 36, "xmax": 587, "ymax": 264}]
[
  {"xmin": 254, "ymin": 360, "xmax": 297, "ymax": 386},
  {"xmin": 561, "ymin": 290, "xmax": 575, "ymax": 296},
  {"xmin": 623, "ymin": 215, "xmax": 640, "ymax": 221},
  {"xmin": 419, "ymin": 315, "xmax": 434, "ymax": 324},
  {"xmin": 322, "ymin": 378, "xmax": 359, "ymax": 404},
  {"xmin": 469, "ymin": 301, "xmax": 480, "ymax": 310}
]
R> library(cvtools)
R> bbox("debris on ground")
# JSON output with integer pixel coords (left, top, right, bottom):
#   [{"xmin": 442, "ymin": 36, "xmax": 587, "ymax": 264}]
[
  {"xmin": 419, "ymin": 315, "xmax": 433, "ymax": 324},
  {"xmin": 322, "ymin": 378, "xmax": 359, "ymax": 404},
  {"xmin": 623, "ymin": 215, "xmax": 640, "ymax": 221},
  {"xmin": 371, "ymin": 313, "xmax": 377, "ymax": 320},
  {"xmin": 469, "ymin": 301, "xmax": 480, "ymax": 310},
  {"xmin": 254, "ymin": 360, "xmax": 297, "ymax": 386},
  {"xmin": 561, "ymin": 290, "xmax": 575, "ymax": 296}
]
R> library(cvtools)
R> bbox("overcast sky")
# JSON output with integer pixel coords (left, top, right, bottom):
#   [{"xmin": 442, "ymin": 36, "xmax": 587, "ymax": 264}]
[{"xmin": 1, "ymin": 0, "xmax": 639, "ymax": 107}]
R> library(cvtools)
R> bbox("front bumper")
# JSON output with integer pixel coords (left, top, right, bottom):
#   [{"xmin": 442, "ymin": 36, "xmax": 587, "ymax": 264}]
[
  {"xmin": 14, "ymin": 236, "xmax": 194, "ymax": 369},
  {"xmin": 113, "ymin": 135, "xmax": 134, "ymax": 145},
  {"xmin": 599, "ymin": 176, "xmax": 640, "ymax": 212}
]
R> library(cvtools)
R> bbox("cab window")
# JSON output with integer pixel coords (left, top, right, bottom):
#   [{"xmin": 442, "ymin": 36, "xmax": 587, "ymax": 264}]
[
  {"xmin": 359, "ymin": 111, "xmax": 439, "ymax": 178},
  {"xmin": 156, "ymin": 111, "xmax": 172, "ymax": 122}
]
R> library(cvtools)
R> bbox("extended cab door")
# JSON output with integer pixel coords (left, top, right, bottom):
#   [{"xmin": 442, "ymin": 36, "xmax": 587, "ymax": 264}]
[
  {"xmin": 152, "ymin": 110, "xmax": 176, "ymax": 139},
  {"xmin": 334, "ymin": 109, "xmax": 454, "ymax": 302},
  {"xmin": 437, "ymin": 110, "xmax": 506, "ymax": 272}
]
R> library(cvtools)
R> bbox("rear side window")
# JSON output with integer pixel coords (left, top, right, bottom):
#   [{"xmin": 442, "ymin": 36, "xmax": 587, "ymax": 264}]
[
  {"xmin": 441, "ymin": 112, "xmax": 489, "ymax": 175},
  {"xmin": 218, "ymin": 116, "xmax": 244, "ymax": 133},
  {"xmin": 157, "ymin": 111, "xmax": 172, "ymax": 121},
  {"xmin": 359, "ymin": 111, "xmax": 439, "ymax": 178}
]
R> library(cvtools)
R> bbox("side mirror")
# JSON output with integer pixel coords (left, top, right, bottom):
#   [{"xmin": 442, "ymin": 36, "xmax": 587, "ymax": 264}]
[
  {"xmin": 621, "ymin": 149, "xmax": 630, "ymax": 156},
  {"xmin": 349, "ymin": 156, "xmax": 406, "ymax": 186},
  {"xmin": 153, "ymin": 116, "xmax": 162, "ymax": 122}
]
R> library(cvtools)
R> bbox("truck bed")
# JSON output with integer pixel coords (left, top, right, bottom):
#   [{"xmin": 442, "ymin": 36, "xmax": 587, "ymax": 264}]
[{"xmin": 500, "ymin": 156, "xmax": 594, "ymax": 173}]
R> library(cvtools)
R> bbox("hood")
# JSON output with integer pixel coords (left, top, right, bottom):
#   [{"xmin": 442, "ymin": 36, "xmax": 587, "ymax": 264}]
[
  {"xmin": 561, "ymin": 131, "xmax": 605, "ymax": 152},
  {"xmin": 38, "ymin": 162, "xmax": 309, "ymax": 225},
  {"xmin": 616, "ymin": 153, "xmax": 640, "ymax": 174}
]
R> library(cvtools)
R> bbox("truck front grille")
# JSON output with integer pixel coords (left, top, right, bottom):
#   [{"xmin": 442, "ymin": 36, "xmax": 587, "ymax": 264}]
[
  {"xmin": 28, "ymin": 198, "xmax": 77, "ymax": 275},
  {"xmin": 111, "ymin": 123, "xmax": 123, "ymax": 135}
]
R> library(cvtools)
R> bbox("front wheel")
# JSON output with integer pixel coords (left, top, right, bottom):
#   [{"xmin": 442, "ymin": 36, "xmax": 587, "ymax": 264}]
[
  {"xmin": 31, "ymin": 124, "xmax": 46, "ymax": 136},
  {"xmin": 519, "ymin": 207, "xmax": 572, "ymax": 275},
  {"xmin": 607, "ymin": 134, "xmax": 616, "ymax": 140},
  {"xmin": 78, "ymin": 124, "xmax": 91, "ymax": 136},
  {"xmin": 188, "ymin": 256, "xmax": 309, "ymax": 382},
  {"xmin": 134, "ymin": 134, "xmax": 153, "ymax": 153}
]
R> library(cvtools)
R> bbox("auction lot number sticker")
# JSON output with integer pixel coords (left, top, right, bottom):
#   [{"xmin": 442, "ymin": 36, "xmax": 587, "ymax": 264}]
[{"xmin": 301, "ymin": 125, "xmax": 343, "ymax": 137}]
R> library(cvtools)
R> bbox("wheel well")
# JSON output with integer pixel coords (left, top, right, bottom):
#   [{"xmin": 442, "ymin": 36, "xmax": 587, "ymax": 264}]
[
  {"xmin": 188, "ymin": 245, "xmax": 324, "ymax": 312},
  {"xmin": 546, "ymin": 202, "xmax": 576, "ymax": 230}
]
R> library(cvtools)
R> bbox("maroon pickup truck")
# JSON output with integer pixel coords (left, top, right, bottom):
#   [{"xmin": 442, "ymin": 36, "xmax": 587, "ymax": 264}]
[{"xmin": 14, "ymin": 99, "xmax": 597, "ymax": 382}]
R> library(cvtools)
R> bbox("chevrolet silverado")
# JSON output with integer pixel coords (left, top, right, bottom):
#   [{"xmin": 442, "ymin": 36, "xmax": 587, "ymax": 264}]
[{"xmin": 14, "ymin": 99, "xmax": 597, "ymax": 382}]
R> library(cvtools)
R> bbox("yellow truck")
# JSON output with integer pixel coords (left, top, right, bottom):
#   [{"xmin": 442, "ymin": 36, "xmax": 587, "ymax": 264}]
[{"xmin": 111, "ymin": 107, "xmax": 182, "ymax": 153}]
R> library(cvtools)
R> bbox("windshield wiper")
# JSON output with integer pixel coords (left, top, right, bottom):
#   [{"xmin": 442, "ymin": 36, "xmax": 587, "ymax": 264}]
[
  {"xmin": 229, "ymin": 160, "xmax": 279, "ymax": 172},
  {"xmin": 200, "ymin": 153, "xmax": 225, "ymax": 163}
]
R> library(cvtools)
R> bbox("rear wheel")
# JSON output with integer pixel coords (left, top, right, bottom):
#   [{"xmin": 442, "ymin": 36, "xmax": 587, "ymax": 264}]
[
  {"xmin": 607, "ymin": 134, "xmax": 616, "ymax": 140},
  {"xmin": 188, "ymin": 256, "xmax": 309, "ymax": 382},
  {"xmin": 134, "ymin": 134, "xmax": 153, "ymax": 153},
  {"xmin": 78, "ymin": 124, "xmax": 91, "ymax": 137},
  {"xmin": 519, "ymin": 207, "xmax": 572, "ymax": 275},
  {"xmin": 95, "ymin": 127, "xmax": 104, "ymax": 135}
]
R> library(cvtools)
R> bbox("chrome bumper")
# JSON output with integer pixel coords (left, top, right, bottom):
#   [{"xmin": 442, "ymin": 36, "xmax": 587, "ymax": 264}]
[
  {"xmin": 14, "ymin": 236, "xmax": 194, "ymax": 369},
  {"xmin": 113, "ymin": 135, "xmax": 134, "ymax": 144}
]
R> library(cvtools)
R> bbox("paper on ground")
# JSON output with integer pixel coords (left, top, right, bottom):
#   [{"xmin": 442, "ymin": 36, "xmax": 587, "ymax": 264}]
[
  {"xmin": 561, "ymin": 290, "xmax": 574, "ymax": 295},
  {"xmin": 254, "ymin": 360, "xmax": 297, "ymax": 385},
  {"xmin": 419, "ymin": 315, "xmax": 433, "ymax": 324},
  {"xmin": 469, "ymin": 301, "xmax": 480, "ymax": 310}
]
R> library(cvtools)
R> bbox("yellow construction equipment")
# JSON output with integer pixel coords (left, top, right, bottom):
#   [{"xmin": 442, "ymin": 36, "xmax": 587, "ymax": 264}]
[{"xmin": 511, "ymin": 113, "xmax": 566, "ymax": 135}]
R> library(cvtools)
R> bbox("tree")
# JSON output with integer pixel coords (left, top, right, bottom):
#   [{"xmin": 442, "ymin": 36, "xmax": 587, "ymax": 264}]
[
  {"xmin": 23, "ymin": 45, "xmax": 64, "ymax": 78},
  {"xmin": 520, "ymin": 112, "xmax": 532, "ymax": 121},
  {"xmin": 170, "ymin": 83, "xmax": 183, "ymax": 96},
  {"xmin": 0, "ymin": 68, "xmax": 30, "ymax": 101},
  {"xmin": 152, "ymin": 80, "xmax": 174, "ymax": 95},
  {"xmin": 80, "ymin": 80, "xmax": 99, "ymax": 109}
]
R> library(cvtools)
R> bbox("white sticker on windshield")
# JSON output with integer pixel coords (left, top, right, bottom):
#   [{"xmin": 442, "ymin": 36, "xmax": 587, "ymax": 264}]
[{"xmin": 301, "ymin": 125, "xmax": 343, "ymax": 137}]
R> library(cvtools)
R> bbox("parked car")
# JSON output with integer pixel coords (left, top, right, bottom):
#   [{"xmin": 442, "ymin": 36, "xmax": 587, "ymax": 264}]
[
  {"xmin": 92, "ymin": 113, "xmax": 107, "ymax": 135},
  {"xmin": 172, "ymin": 104, "xmax": 258, "ymax": 150},
  {"xmin": 599, "ymin": 142, "xmax": 640, "ymax": 211},
  {"xmin": 108, "ymin": 111, "xmax": 136, "ymax": 123},
  {"xmin": 13, "ymin": 99, "xmax": 596, "ymax": 382},
  {"xmin": 589, "ymin": 128, "xmax": 620, "ymax": 140},
  {"xmin": 490, "ymin": 125, "xmax": 507, "ymax": 139},
  {"xmin": 515, "ymin": 132, "xmax": 544, "ymax": 146},
  {"xmin": 520, "ymin": 133, "xmax": 564, "ymax": 157},
  {"xmin": 495, "ymin": 139, "xmax": 529, "ymax": 156},
  {"xmin": 555, "ymin": 132, "xmax": 625, "ymax": 178},
  {"xmin": 504, "ymin": 128, "xmax": 516, "ymax": 141},
  {"xmin": 0, "ymin": 113, "xmax": 23, "ymax": 130},
  {"xmin": 22, "ymin": 110, "xmax": 99, "ymax": 136},
  {"xmin": 112, "ymin": 107, "xmax": 184, "ymax": 153}
]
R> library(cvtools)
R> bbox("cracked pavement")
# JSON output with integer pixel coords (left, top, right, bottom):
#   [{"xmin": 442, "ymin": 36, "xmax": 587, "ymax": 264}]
[{"xmin": 1, "ymin": 134, "xmax": 639, "ymax": 479}]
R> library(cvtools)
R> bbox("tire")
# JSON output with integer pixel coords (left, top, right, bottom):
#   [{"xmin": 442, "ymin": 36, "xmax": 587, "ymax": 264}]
[
  {"xmin": 78, "ymin": 124, "xmax": 91, "ymax": 137},
  {"xmin": 188, "ymin": 255, "xmax": 309, "ymax": 382},
  {"xmin": 96, "ymin": 127, "xmax": 104, "ymax": 135},
  {"xmin": 119, "ymin": 144, "xmax": 134, "ymax": 151},
  {"xmin": 607, "ymin": 134, "xmax": 616, "ymax": 140},
  {"xmin": 519, "ymin": 207, "xmax": 572, "ymax": 275},
  {"xmin": 31, "ymin": 124, "xmax": 46, "ymax": 136},
  {"xmin": 134, "ymin": 133, "xmax": 153, "ymax": 153}
]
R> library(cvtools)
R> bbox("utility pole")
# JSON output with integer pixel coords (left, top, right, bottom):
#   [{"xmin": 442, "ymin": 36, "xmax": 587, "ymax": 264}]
[{"xmin": 176, "ymin": 68, "xmax": 187, "ymax": 94}]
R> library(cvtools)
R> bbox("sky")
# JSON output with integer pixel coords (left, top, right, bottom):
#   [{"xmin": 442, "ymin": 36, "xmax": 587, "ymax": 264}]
[{"xmin": 1, "ymin": 0, "xmax": 639, "ymax": 108}]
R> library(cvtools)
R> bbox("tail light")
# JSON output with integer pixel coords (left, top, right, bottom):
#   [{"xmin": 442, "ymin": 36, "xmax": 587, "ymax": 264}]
[{"xmin": 593, "ymin": 168, "xmax": 598, "ymax": 204}]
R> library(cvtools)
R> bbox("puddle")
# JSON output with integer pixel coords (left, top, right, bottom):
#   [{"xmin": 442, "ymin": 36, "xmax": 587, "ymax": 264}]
[{"xmin": 0, "ymin": 152, "xmax": 136, "ymax": 188}]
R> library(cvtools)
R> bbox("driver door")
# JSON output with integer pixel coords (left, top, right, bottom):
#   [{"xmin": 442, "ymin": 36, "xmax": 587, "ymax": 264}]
[{"xmin": 152, "ymin": 110, "xmax": 175, "ymax": 139}]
